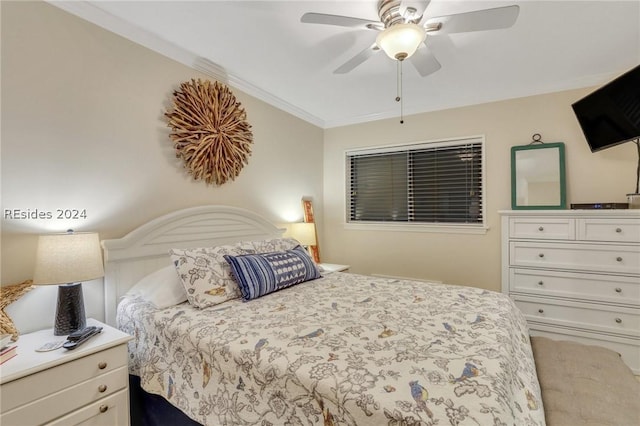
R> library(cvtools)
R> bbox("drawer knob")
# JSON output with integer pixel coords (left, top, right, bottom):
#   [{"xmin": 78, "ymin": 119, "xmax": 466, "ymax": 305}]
[
  {"xmin": 616, "ymin": 257, "xmax": 623, "ymax": 262},
  {"xmin": 615, "ymin": 228, "xmax": 622, "ymax": 233},
  {"xmin": 99, "ymin": 405, "xmax": 109, "ymax": 414},
  {"xmin": 615, "ymin": 287, "xmax": 622, "ymax": 293},
  {"xmin": 537, "ymin": 281, "xmax": 544, "ymax": 286},
  {"xmin": 538, "ymin": 308, "xmax": 544, "ymax": 314},
  {"xmin": 538, "ymin": 226, "xmax": 544, "ymax": 232},
  {"xmin": 98, "ymin": 362, "xmax": 107, "ymax": 370},
  {"xmin": 98, "ymin": 384, "xmax": 107, "ymax": 393},
  {"xmin": 615, "ymin": 318, "xmax": 622, "ymax": 324},
  {"xmin": 538, "ymin": 253, "xmax": 545, "ymax": 258}
]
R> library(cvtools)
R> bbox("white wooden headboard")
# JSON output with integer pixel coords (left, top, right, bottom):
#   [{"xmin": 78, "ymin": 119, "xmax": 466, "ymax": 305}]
[{"xmin": 101, "ymin": 205, "xmax": 284, "ymax": 326}]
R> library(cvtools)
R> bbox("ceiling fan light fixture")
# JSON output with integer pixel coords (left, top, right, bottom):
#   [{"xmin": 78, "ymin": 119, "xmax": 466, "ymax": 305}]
[{"xmin": 376, "ymin": 23, "xmax": 426, "ymax": 61}]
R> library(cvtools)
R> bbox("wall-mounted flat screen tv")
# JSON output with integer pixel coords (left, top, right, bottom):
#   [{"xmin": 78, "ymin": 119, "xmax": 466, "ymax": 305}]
[{"xmin": 572, "ymin": 64, "xmax": 640, "ymax": 152}]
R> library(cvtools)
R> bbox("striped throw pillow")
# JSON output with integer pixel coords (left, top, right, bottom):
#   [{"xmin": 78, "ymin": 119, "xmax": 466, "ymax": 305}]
[{"xmin": 224, "ymin": 245, "xmax": 321, "ymax": 300}]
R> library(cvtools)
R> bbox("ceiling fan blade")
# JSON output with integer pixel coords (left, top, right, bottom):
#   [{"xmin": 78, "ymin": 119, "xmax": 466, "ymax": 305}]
[
  {"xmin": 425, "ymin": 5, "xmax": 519, "ymax": 34},
  {"xmin": 409, "ymin": 44, "xmax": 441, "ymax": 77},
  {"xmin": 301, "ymin": 13, "xmax": 383, "ymax": 31},
  {"xmin": 400, "ymin": 0, "xmax": 432, "ymax": 22},
  {"xmin": 334, "ymin": 43, "xmax": 379, "ymax": 74}
]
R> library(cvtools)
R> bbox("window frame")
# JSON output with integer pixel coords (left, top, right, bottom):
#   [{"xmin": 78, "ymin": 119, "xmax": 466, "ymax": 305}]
[{"xmin": 344, "ymin": 135, "xmax": 488, "ymax": 234}]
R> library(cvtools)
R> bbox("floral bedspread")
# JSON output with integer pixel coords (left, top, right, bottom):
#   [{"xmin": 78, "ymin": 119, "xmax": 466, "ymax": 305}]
[{"xmin": 118, "ymin": 273, "xmax": 545, "ymax": 426}]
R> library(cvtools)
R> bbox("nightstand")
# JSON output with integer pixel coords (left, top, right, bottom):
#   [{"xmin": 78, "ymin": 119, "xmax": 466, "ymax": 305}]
[
  {"xmin": 0, "ymin": 318, "xmax": 132, "ymax": 425},
  {"xmin": 319, "ymin": 263, "xmax": 350, "ymax": 273}
]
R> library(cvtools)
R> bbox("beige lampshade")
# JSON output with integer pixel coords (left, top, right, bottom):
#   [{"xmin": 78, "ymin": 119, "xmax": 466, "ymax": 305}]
[
  {"xmin": 33, "ymin": 231, "xmax": 104, "ymax": 285},
  {"xmin": 290, "ymin": 222, "xmax": 317, "ymax": 246}
]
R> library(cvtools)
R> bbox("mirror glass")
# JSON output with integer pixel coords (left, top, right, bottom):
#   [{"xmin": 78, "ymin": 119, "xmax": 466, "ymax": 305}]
[{"xmin": 511, "ymin": 143, "xmax": 566, "ymax": 209}]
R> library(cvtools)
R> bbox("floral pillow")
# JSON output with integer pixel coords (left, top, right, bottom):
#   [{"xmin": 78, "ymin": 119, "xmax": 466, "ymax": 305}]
[
  {"xmin": 236, "ymin": 237, "xmax": 306, "ymax": 255},
  {"xmin": 169, "ymin": 245, "xmax": 245, "ymax": 308}
]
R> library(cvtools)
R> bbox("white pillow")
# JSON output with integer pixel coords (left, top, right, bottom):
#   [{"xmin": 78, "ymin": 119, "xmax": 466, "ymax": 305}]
[{"xmin": 125, "ymin": 265, "xmax": 188, "ymax": 309}]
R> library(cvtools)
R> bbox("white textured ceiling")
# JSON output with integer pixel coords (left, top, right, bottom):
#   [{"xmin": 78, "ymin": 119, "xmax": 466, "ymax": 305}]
[{"xmin": 51, "ymin": 0, "xmax": 640, "ymax": 128}]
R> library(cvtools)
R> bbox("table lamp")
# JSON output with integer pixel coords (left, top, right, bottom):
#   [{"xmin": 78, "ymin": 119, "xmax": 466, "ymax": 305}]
[
  {"xmin": 33, "ymin": 230, "xmax": 104, "ymax": 335},
  {"xmin": 290, "ymin": 222, "xmax": 317, "ymax": 250}
]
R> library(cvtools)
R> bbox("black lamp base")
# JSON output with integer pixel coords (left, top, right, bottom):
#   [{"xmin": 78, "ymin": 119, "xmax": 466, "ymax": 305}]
[{"xmin": 54, "ymin": 283, "xmax": 86, "ymax": 336}]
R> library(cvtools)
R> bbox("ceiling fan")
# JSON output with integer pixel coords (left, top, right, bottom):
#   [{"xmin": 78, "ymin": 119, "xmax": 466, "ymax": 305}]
[{"xmin": 301, "ymin": 0, "xmax": 520, "ymax": 77}]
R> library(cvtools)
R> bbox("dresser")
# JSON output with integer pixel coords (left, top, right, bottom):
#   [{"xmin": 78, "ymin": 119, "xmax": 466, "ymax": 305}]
[
  {"xmin": 0, "ymin": 319, "xmax": 132, "ymax": 425},
  {"xmin": 500, "ymin": 210, "xmax": 640, "ymax": 373}
]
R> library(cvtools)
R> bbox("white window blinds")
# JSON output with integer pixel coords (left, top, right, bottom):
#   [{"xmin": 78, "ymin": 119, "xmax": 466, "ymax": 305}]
[{"xmin": 346, "ymin": 137, "xmax": 484, "ymax": 226}]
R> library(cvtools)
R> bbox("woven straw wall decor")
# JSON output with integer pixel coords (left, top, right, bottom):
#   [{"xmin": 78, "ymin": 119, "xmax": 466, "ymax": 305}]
[
  {"xmin": 165, "ymin": 79, "xmax": 253, "ymax": 185},
  {"xmin": 1, "ymin": 280, "xmax": 34, "ymax": 341}
]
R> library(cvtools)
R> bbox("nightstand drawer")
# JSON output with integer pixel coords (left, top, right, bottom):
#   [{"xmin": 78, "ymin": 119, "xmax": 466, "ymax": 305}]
[
  {"xmin": 509, "ymin": 269, "xmax": 640, "ymax": 307},
  {"xmin": 577, "ymin": 218, "xmax": 640, "ymax": 243},
  {"xmin": 510, "ymin": 241, "xmax": 640, "ymax": 275},
  {"xmin": 515, "ymin": 297, "xmax": 640, "ymax": 338},
  {"xmin": 0, "ymin": 344, "xmax": 127, "ymax": 413},
  {"xmin": 0, "ymin": 366, "xmax": 127, "ymax": 426},
  {"xmin": 47, "ymin": 388, "xmax": 129, "ymax": 426},
  {"xmin": 509, "ymin": 217, "xmax": 575, "ymax": 240}
]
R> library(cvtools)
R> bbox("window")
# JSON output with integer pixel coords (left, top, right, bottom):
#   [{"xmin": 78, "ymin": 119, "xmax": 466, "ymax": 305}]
[{"xmin": 346, "ymin": 136, "xmax": 485, "ymax": 229}]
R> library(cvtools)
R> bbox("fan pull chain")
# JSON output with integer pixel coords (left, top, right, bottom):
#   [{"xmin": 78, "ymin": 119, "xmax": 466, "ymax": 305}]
[{"xmin": 396, "ymin": 60, "xmax": 404, "ymax": 124}]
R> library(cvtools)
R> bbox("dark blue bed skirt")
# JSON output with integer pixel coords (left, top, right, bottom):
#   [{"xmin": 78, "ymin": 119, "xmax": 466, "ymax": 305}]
[{"xmin": 129, "ymin": 375, "xmax": 202, "ymax": 426}]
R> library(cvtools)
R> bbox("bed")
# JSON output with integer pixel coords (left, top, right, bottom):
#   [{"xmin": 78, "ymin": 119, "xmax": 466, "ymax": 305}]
[{"xmin": 103, "ymin": 205, "xmax": 545, "ymax": 426}]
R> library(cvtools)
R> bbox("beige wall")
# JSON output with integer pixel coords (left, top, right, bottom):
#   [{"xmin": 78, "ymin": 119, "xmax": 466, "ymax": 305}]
[
  {"xmin": 322, "ymin": 89, "xmax": 637, "ymax": 290},
  {"xmin": 1, "ymin": 1, "xmax": 323, "ymax": 332}
]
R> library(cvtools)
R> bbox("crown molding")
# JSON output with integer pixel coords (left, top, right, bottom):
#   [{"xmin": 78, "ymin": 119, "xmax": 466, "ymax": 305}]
[{"xmin": 46, "ymin": 1, "xmax": 326, "ymax": 128}]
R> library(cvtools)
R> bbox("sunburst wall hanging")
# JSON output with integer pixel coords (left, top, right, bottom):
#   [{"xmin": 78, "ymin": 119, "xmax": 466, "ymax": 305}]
[{"xmin": 165, "ymin": 79, "xmax": 253, "ymax": 185}]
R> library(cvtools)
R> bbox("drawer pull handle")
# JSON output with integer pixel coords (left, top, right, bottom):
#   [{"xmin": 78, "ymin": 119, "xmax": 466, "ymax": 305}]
[
  {"xmin": 538, "ymin": 253, "xmax": 545, "ymax": 258},
  {"xmin": 538, "ymin": 226, "xmax": 544, "ymax": 231},
  {"xmin": 98, "ymin": 384, "xmax": 107, "ymax": 393},
  {"xmin": 538, "ymin": 309, "xmax": 544, "ymax": 314},
  {"xmin": 537, "ymin": 281, "xmax": 544, "ymax": 286},
  {"xmin": 98, "ymin": 362, "xmax": 107, "ymax": 370},
  {"xmin": 615, "ymin": 287, "xmax": 622, "ymax": 293},
  {"xmin": 615, "ymin": 228, "xmax": 622, "ymax": 233},
  {"xmin": 615, "ymin": 318, "xmax": 622, "ymax": 324},
  {"xmin": 616, "ymin": 257, "xmax": 623, "ymax": 262},
  {"xmin": 99, "ymin": 405, "xmax": 109, "ymax": 414}
]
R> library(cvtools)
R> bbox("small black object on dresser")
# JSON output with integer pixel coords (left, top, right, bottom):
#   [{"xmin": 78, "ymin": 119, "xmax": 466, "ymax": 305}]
[{"xmin": 570, "ymin": 202, "xmax": 629, "ymax": 209}]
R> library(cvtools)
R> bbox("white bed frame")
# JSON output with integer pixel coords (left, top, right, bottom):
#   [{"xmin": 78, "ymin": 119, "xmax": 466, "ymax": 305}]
[{"xmin": 101, "ymin": 205, "xmax": 284, "ymax": 326}]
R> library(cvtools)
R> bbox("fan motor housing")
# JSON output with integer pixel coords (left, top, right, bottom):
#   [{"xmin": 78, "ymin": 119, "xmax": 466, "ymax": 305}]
[{"xmin": 378, "ymin": 0, "xmax": 404, "ymax": 27}]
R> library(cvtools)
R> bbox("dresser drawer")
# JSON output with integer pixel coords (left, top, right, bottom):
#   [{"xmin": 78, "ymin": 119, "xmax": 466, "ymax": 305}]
[
  {"xmin": 510, "ymin": 241, "xmax": 640, "ymax": 275},
  {"xmin": 514, "ymin": 296, "xmax": 640, "ymax": 338},
  {"xmin": 509, "ymin": 269, "xmax": 640, "ymax": 307},
  {"xmin": 509, "ymin": 217, "xmax": 575, "ymax": 240},
  {"xmin": 0, "ymin": 366, "xmax": 127, "ymax": 426},
  {"xmin": 0, "ymin": 344, "xmax": 127, "ymax": 412},
  {"xmin": 577, "ymin": 218, "xmax": 640, "ymax": 243}
]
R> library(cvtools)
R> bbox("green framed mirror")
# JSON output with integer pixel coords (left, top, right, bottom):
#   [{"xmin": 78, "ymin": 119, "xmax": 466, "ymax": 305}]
[{"xmin": 511, "ymin": 142, "xmax": 566, "ymax": 209}]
